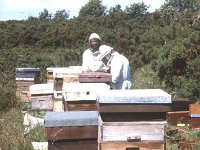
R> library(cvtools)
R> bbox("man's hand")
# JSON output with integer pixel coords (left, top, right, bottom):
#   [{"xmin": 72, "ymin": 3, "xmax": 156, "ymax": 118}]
[{"xmin": 100, "ymin": 66, "xmax": 110, "ymax": 72}]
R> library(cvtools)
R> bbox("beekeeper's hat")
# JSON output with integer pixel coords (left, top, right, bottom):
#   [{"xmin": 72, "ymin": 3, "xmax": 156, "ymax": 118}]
[{"xmin": 89, "ymin": 33, "xmax": 101, "ymax": 42}]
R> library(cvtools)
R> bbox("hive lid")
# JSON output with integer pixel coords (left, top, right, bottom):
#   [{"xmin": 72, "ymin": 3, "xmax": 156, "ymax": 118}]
[
  {"xmin": 97, "ymin": 89, "xmax": 171, "ymax": 104},
  {"xmin": 44, "ymin": 111, "xmax": 98, "ymax": 127}
]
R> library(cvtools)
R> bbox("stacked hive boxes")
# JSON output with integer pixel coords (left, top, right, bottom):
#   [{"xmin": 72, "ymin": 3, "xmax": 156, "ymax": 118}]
[
  {"xmin": 30, "ymin": 83, "xmax": 54, "ymax": 111},
  {"xmin": 44, "ymin": 69, "xmax": 112, "ymax": 149},
  {"xmin": 97, "ymin": 89, "xmax": 172, "ymax": 150},
  {"xmin": 45, "ymin": 111, "xmax": 99, "ymax": 150},
  {"xmin": 16, "ymin": 68, "xmax": 41, "ymax": 102},
  {"xmin": 52, "ymin": 67, "xmax": 82, "ymax": 112},
  {"xmin": 43, "ymin": 67, "xmax": 173, "ymax": 149},
  {"xmin": 62, "ymin": 83, "xmax": 110, "ymax": 111},
  {"xmin": 53, "ymin": 68, "xmax": 82, "ymax": 99},
  {"xmin": 46, "ymin": 68, "xmax": 56, "ymax": 84}
]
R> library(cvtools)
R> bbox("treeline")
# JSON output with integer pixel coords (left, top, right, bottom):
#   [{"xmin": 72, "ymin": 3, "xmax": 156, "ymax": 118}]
[{"xmin": 0, "ymin": 0, "xmax": 200, "ymax": 110}]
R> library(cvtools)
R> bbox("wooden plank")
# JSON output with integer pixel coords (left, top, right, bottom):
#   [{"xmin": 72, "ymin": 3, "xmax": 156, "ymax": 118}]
[
  {"xmin": 45, "ymin": 126, "xmax": 98, "ymax": 140},
  {"xmin": 16, "ymin": 81, "xmax": 35, "ymax": 87},
  {"xmin": 63, "ymin": 75, "xmax": 79, "ymax": 83},
  {"xmin": 48, "ymin": 139, "xmax": 98, "ymax": 150},
  {"xmin": 66, "ymin": 103, "xmax": 97, "ymax": 111},
  {"xmin": 47, "ymin": 71, "xmax": 53, "ymax": 81},
  {"xmin": 30, "ymin": 83, "xmax": 54, "ymax": 95},
  {"xmin": 16, "ymin": 90, "xmax": 31, "ymax": 102},
  {"xmin": 31, "ymin": 95, "xmax": 53, "ymax": 111},
  {"xmin": 100, "ymin": 112, "xmax": 167, "ymax": 122},
  {"xmin": 54, "ymin": 78, "xmax": 63, "ymax": 91},
  {"xmin": 16, "ymin": 68, "xmax": 41, "ymax": 74},
  {"xmin": 78, "ymin": 72, "xmax": 112, "ymax": 83},
  {"xmin": 53, "ymin": 100, "xmax": 64, "ymax": 112},
  {"xmin": 99, "ymin": 120, "xmax": 166, "ymax": 142},
  {"xmin": 100, "ymin": 141, "xmax": 165, "ymax": 150},
  {"xmin": 62, "ymin": 83, "xmax": 109, "ymax": 111},
  {"xmin": 64, "ymin": 91, "xmax": 97, "ymax": 101},
  {"xmin": 98, "ymin": 104, "xmax": 172, "ymax": 113},
  {"xmin": 167, "ymin": 111, "xmax": 189, "ymax": 125}
]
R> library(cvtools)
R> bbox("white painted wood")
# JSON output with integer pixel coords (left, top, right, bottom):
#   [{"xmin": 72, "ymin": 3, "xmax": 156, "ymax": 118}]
[
  {"xmin": 62, "ymin": 83, "xmax": 110, "ymax": 101},
  {"xmin": 30, "ymin": 83, "xmax": 54, "ymax": 95},
  {"xmin": 100, "ymin": 120, "xmax": 167, "ymax": 142}
]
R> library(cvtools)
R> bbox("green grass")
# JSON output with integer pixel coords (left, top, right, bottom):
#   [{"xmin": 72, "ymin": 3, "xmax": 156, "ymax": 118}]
[
  {"xmin": 0, "ymin": 108, "xmax": 46, "ymax": 150},
  {"xmin": 133, "ymin": 64, "xmax": 161, "ymax": 89}
]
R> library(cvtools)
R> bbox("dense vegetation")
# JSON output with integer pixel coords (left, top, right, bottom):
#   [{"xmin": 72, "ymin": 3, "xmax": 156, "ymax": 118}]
[{"xmin": 0, "ymin": 0, "xmax": 200, "ymax": 111}]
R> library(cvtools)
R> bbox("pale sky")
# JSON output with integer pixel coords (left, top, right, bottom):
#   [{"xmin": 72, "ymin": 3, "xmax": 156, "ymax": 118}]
[{"xmin": 0, "ymin": 0, "xmax": 165, "ymax": 21}]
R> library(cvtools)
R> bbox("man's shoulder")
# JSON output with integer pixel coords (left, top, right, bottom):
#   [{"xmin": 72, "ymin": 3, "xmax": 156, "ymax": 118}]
[{"xmin": 83, "ymin": 48, "xmax": 91, "ymax": 54}]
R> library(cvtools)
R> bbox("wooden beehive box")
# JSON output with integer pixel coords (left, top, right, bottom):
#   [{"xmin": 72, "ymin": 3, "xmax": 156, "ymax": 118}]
[
  {"xmin": 48, "ymin": 140, "xmax": 98, "ymax": 150},
  {"xmin": 16, "ymin": 67, "xmax": 41, "ymax": 76},
  {"xmin": 30, "ymin": 83, "xmax": 54, "ymax": 111},
  {"xmin": 31, "ymin": 95, "xmax": 53, "ymax": 111},
  {"xmin": 45, "ymin": 111, "xmax": 98, "ymax": 150},
  {"xmin": 46, "ymin": 67, "xmax": 56, "ymax": 83},
  {"xmin": 99, "ymin": 141, "xmax": 166, "ymax": 150},
  {"xmin": 16, "ymin": 89, "xmax": 31, "ymax": 102},
  {"xmin": 53, "ymin": 68, "xmax": 82, "ymax": 99},
  {"xmin": 172, "ymin": 98, "xmax": 191, "ymax": 111},
  {"xmin": 62, "ymin": 83, "xmax": 110, "ymax": 111},
  {"xmin": 16, "ymin": 69, "xmax": 40, "ymax": 85},
  {"xmin": 167, "ymin": 111, "xmax": 189, "ymax": 125},
  {"xmin": 98, "ymin": 116, "xmax": 167, "ymax": 150},
  {"xmin": 189, "ymin": 104, "xmax": 200, "ymax": 128},
  {"xmin": 16, "ymin": 73, "xmax": 40, "ymax": 102},
  {"xmin": 44, "ymin": 111, "xmax": 99, "ymax": 140},
  {"xmin": 78, "ymin": 72, "xmax": 112, "ymax": 83},
  {"xmin": 16, "ymin": 73, "xmax": 39, "ymax": 85},
  {"xmin": 97, "ymin": 89, "xmax": 172, "ymax": 122}
]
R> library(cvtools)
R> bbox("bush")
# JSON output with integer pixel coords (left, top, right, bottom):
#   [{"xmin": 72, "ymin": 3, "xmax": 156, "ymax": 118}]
[{"xmin": 0, "ymin": 87, "xmax": 18, "ymax": 111}]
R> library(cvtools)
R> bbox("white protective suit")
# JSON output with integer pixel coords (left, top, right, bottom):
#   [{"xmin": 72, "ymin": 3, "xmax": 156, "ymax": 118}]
[
  {"xmin": 82, "ymin": 33, "xmax": 103, "ymax": 72},
  {"xmin": 99, "ymin": 45, "xmax": 132, "ymax": 90},
  {"xmin": 82, "ymin": 49, "xmax": 103, "ymax": 72}
]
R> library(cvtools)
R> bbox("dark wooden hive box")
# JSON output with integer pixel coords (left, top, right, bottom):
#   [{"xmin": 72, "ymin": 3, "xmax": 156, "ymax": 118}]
[
  {"xmin": 79, "ymin": 72, "xmax": 112, "ymax": 83},
  {"xmin": 44, "ymin": 111, "xmax": 99, "ymax": 140},
  {"xmin": 97, "ymin": 89, "xmax": 172, "ymax": 121}
]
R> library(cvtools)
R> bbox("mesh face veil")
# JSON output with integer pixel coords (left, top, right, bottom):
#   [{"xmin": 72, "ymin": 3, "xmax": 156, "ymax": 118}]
[{"xmin": 99, "ymin": 45, "xmax": 114, "ymax": 66}]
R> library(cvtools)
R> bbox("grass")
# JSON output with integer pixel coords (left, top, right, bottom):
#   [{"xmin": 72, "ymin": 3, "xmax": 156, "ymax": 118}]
[{"xmin": 0, "ymin": 108, "xmax": 46, "ymax": 150}]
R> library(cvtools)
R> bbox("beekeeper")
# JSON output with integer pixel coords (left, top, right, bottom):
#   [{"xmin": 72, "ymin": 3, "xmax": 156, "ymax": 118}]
[
  {"xmin": 82, "ymin": 33, "xmax": 104, "ymax": 72},
  {"xmin": 99, "ymin": 45, "xmax": 132, "ymax": 89}
]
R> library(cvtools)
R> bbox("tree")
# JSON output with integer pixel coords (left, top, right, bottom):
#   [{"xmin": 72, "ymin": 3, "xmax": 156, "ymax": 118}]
[
  {"xmin": 125, "ymin": 2, "xmax": 149, "ymax": 17},
  {"xmin": 53, "ymin": 9, "xmax": 69, "ymax": 20},
  {"xmin": 39, "ymin": 9, "xmax": 52, "ymax": 20},
  {"xmin": 108, "ymin": 4, "xmax": 123, "ymax": 14},
  {"xmin": 163, "ymin": 0, "xmax": 200, "ymax": 12},
  {"xmin": 78, "ymin": 0, "xmax": 106, "ymax": 17}
]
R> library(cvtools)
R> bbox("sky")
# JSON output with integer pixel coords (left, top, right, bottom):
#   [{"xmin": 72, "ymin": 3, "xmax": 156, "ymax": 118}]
[{"xmin": 0, "ymin": 0, "xmax": 165, "ymax": 21}]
